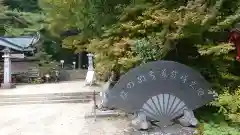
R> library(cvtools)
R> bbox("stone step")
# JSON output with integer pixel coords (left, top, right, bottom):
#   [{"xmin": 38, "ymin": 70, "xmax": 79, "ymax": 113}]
[
  {"xmin": 0, "ymin": 95, "xmax": 92, "ymax": 102},
  {"xmin": 0, "ymin": 99, "xmax": 92, "ymax": 106},
  {"xmin": 0, "ymin": 92, "xmax": 99, "ymax": 106},
  {"xmin": 0, "ymin": 92, "xmax": 97, "ymax": 98}
]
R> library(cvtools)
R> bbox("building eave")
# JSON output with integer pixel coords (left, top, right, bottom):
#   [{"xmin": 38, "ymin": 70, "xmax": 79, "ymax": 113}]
[{"xmin": 0, "ymin": 33, "xmax": 40, "ymax": 52}]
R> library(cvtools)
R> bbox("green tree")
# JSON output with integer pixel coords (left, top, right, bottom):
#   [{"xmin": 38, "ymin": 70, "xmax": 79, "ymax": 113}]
[
  {"xmin": 0, "ymin": 0, "xmax": 9, "ymax": 35},
  {"xmin": 87, "ymin": 0, "xmax": 239, "ymax": 78},
  {"xmin": 0, "ymin": 0, "xmax": 45, "ymax": 36},
  {"xmin": 3, "ymin": 0, "xmax": 40, "ymax": 12},
  {"xmin": 1, "ymin": 0, "xmax": 60, "ymax": 74},
  {"xmin": 87, "ymin": 0, "xmax": 240, "ymax": 124},
  {"xmin": 39, "ymin": 0, "xmax": 131, "ymax": 52},
  {"xmin": 41, "ymin": 0, "xmax": 240, "ymax": 125}
]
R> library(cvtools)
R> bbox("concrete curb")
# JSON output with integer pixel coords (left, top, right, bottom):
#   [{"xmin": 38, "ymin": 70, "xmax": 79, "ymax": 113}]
[{"xmin": 84, "ymin": 110, "xmax": 127, "ymax": 118}]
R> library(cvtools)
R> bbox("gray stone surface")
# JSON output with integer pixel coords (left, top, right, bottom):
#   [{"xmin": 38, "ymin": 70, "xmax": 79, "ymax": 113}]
[
  {"xmin": 131, "ymin": 112, "xmax": 150, "ymax": 130},
  {"xmin": 177, "ymin": 109, "xmax": 198, "ymax": 127},
  {"xmin": 102, "ymin": 60, "xmax": 216, "ymax": 127}
]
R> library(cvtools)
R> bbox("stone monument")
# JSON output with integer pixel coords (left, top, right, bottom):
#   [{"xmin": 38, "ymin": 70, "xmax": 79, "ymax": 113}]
[{"xmin": 97, "ymin": 60, "xmax": 218, "ymax": 134}]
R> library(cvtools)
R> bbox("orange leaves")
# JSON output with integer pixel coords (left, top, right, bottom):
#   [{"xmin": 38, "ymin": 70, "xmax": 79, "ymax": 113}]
[{"xmin": 112, "ymin": 38, "xmax": 131, "ymax": 56}]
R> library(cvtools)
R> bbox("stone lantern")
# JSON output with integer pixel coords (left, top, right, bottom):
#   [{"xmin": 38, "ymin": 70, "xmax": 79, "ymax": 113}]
[{"xmin": 84, "ymin": 53, "xmax": 96, "ymax": 86}]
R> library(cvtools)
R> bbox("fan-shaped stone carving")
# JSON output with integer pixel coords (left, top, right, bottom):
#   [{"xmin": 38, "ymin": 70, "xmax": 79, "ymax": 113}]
[
  {"xmin": 101, "ymin": 60, "xmax": 218, "ymax": 126},
  {"xmin": 141, "ymin": 94, "xmax": 187, "ymax": 121}
]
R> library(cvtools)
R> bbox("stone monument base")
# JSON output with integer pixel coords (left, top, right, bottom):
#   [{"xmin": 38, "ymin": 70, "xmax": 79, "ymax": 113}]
[
  {"xmin": 1, "ymin": 83, "xmax": 15, "ymax": 89},
  {"xmin": 85, "ymin": 110, "xmax": 126, "ymax": 118}
]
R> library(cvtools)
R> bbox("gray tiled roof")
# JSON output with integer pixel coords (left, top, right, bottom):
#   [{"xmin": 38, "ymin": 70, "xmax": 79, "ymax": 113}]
[{"xmin": 0, "ymin": 35, "xmax": 39, "ymax": 51}]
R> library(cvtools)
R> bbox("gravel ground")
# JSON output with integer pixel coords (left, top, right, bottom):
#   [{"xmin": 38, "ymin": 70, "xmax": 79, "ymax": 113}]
[
  {"xmin": 0, "ymin": 81, "xmax": 131, "ymax": 135},
  {"xmin": 0, "ymin": 103, "xmax": 91, "ymax": 135},
  {"xmin": 81, "ymin": 116, "xmax": 130, "ymax": 135},
  {"xmin": 81, "ymin": 99, "xmax": 131, "ymax": 135},
  {"xmin": 0, "ymin": 98, "xmax": 131, "ymax": 135}
]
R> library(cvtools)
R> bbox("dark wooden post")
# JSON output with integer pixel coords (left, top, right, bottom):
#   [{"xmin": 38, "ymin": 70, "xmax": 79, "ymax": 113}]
[{"xmin": 78, "ymin": 52, "xmax": 82, "ymax": 69}]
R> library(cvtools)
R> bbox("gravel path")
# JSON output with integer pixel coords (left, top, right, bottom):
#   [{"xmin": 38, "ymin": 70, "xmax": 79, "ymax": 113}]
[
  {"xmin": 0, "ymin": 81, "xmax": 130, "ymax": 135},
  {"xmin": 0, "ymin": 103, "xmax": 91, "ymax": 135},
  {"xmin": 81, "ymin": 116, "xmax": 130, "ymax": 135}
]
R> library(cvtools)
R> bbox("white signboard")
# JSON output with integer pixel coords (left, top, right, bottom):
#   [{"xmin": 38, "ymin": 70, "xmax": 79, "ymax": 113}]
[{"xmin": 10, "ymin": 53, "xmax": 25, "ymax": 59}]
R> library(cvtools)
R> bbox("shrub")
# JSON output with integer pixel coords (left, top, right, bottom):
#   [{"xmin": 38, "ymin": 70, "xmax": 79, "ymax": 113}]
[{"xmin": 211, "ymin": 87, "xmax": 240, "ymax": 123}]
